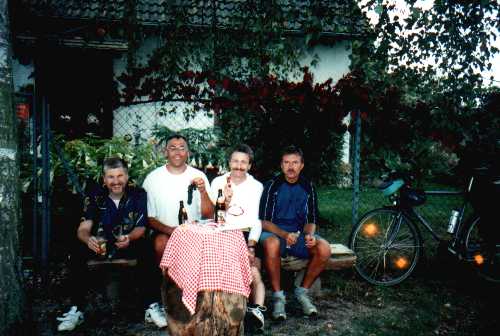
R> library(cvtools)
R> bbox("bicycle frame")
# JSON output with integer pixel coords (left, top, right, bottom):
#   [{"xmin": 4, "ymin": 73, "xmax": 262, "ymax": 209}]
[{"xmin": 390, "ymin": 175, "xmax": 476, "ymax": 255}]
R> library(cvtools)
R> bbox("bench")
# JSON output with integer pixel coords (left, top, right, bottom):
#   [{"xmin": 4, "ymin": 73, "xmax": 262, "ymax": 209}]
[
  {"xmin": 280, "ymin": 244, "xmax": 356, "ymax": 295},
  {"xmin": 86, "ymin": 258, "xmax": 138, "ymax": 303}
]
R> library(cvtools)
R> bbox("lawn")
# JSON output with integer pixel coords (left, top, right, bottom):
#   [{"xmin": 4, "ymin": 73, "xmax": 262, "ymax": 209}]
[{"xmin": 24, "ymin": 185, "xmax": 497, "ymax": 335}]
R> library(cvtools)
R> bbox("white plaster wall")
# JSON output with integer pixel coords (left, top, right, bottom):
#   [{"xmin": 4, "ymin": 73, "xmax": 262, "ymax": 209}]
[
  {"xmin": 299, "ymin": 41, "xmax": 352, "ymax": 84},
  {"xmin": 12, "ymin": 59, "xmax": 34, "ymax": 91}
]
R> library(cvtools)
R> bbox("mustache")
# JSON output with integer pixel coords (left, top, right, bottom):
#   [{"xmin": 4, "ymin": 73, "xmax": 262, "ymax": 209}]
[
  {"xmin": 232, "ymin": 168, "xmax": 246, "ymax": 171},
  {"xmin": 286, "ymin": 169, "xmax": 296, "ymax": 173}
]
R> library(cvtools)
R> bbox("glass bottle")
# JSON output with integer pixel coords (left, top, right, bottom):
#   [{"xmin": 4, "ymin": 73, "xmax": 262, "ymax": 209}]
[
  {"xmin": 95, "ymin": 222, "xmax": 107, "ymax": 257},
  {"xmin": 178, "ymin": 200, "xmax": 188, "ymax": 225},
  {"xmin": 214, "ymin": 189, "xmax": 226, "ymax": 224}
]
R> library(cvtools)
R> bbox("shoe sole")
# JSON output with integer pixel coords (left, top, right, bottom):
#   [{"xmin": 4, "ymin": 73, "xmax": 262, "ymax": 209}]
[
  {"xmin": 304, "ymin": 311, "xmax": 318, "ymax": 318},
  {"xmin": 145, "ymin": 316, "xmax": 167, "ymax": 328},
  {"xmin": 272, "ymin": 315, "xmax": 286, "ymax": 321},
  {"xmin": 57, "ymin": 319, "xmax": 83, "ymax": 331},
  {"xmin": 245, "ymin": 312, "xmax": 264, "ymax": 331}
]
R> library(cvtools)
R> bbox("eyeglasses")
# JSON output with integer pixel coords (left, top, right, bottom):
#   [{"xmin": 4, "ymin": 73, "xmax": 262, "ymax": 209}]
[
  {"xmin": 227, "ymin": 205, "xmax": 244, "ymax": 216},
  {"xmin": 167, "ymin": 146, "xmax": 187, "ymax": 152}
]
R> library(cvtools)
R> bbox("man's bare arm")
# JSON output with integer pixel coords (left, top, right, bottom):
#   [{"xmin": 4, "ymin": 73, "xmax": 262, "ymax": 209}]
[
  {"xmin": 262, "ymin": 220, "xmax": 297, "ymax": 239},
  {"xmin": 148, "ymin": 217, "xmax": 176, "ymax": 235},
  {"xmin": 127, "ymin": 227, "xmax": 145, "ymax": 241},
  {"xmin": 193, "ymin": 177, "xmax": 214, "ymax": 219},
  {"xmin": 77, "ymin": 220, "xmax": 100, "ymax": 253},
  {"xmin": 262, "ymin": 220, "xmax": 301, "ymax": 246},
  {"xmin": 303, "ymin": 223, "xmax": 316, "ymax": 235}
]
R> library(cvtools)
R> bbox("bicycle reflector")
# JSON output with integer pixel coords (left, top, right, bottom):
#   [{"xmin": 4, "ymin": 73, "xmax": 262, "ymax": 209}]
[
  {"xmin": 363, "ymin": 223, "xmax": 379, "ymax": 237},
  {"xmin": 474, "ymin": 254, "xmax": 485, "ymax": 265},
  {"xmin": 379, "ymin": 179, "xmax": 405, "ymax": 196},
  {"xmin": 394, "ymin": 256, "xmax": 409, "ymax": 269}
]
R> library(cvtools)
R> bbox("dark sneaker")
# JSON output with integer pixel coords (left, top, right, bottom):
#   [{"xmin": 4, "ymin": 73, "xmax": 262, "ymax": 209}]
[{"xmin": 245, "ymin": 305, "xmax": 266, "ymax": 332}]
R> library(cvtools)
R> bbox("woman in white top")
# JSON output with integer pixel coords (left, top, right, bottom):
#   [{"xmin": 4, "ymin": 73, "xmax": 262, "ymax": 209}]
[{"xmin": 209, "ymin": 144, "xmax": 266, "ymax": 332}]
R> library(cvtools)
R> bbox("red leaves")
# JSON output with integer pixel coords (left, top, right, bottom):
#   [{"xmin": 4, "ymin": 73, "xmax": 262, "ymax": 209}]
[{"xmin": 207, "ymin": 79, "xmax": 217, "ymax": 88}]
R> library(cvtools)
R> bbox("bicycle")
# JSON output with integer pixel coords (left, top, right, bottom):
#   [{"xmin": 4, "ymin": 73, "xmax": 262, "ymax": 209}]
[{"xmin": 348, "ymin": 171, "xmax": 500, "ymax": 286}]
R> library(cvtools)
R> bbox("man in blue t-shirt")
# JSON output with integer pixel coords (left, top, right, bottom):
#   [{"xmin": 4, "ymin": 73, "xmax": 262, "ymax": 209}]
[
  {"xmin": 56, "ymin": 158, "xmax": 166, "ymax": 331},
  {"xmin": 259, "ymin": 146, "xmax": 332, "ymax": 320}
]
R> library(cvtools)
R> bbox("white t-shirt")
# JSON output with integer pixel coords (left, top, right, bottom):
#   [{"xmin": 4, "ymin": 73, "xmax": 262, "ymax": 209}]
[
  {"xmin": 210, "ymin": 172, "xmax": 263, "ymax": 243},
  {"xmin": 143, "ymin": 165, "xmax": 210, "ymax": 227}
]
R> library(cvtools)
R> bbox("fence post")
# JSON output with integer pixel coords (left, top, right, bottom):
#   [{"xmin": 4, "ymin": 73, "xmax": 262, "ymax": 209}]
[
  {"xmin": 351, "ymin": 110, "xmax": 361, "ymax": 226},
  {"xmin": 40, "ymin": 97, "xmax": 51, "ymax": 274}
]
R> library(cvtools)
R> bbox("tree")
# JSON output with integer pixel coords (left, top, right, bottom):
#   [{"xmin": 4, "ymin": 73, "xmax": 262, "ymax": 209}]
[
  {"xmin": 349, "ymin": 0, "xmax": 500, "ymax": 181},
  {"xmin": 0, "ymin": 0, "xmax": 24, "ymax": 332}
]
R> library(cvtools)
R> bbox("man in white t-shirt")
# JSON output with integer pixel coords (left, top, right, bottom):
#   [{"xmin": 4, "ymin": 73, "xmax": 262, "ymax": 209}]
[
  {"xmin": 209, "ymin": 144, "xmax": 266, "ymax": 333},
  {"xmin": 142, "ymin": 134, "xmax": 213, "ymax": 264}
]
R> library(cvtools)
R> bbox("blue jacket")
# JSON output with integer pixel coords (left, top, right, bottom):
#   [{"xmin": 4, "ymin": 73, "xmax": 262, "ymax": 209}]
[{"xmin": 259, "ymin": 174, "xmax": 318, "ymax": 228}]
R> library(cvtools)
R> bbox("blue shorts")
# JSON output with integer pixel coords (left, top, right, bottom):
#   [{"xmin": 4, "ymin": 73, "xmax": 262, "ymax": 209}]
[{"xmin": 259, "ymin": 231, "xmax": 321, "ymax": 259}]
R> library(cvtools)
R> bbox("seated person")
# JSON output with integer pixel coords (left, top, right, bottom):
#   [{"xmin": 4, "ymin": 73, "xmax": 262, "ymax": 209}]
[
  {"xmin": 142, "ymin": 134, "xmax": 213, "ymax": 264},
  {"xmin": 56, "ymin": 157, "xmax": 167, "ymax": 331},
  {"xmin": 259, "ymin": 146, "xmax": 332, "ymax": 320},
  {"xmin": 210, "ymin": 144, "xmax": 266, "ymax": 332}
]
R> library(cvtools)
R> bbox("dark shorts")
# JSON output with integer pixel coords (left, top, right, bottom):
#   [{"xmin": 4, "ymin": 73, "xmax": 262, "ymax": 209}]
[{"xmin": 259, "ymin": 231, "xmax": 321, "ymax": 259}]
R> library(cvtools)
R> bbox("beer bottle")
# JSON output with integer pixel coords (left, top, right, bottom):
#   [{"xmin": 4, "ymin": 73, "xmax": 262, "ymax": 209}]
[
  {"xmin": 95, "ymin": 222, "xmax": 107, "ymax": 257},
  {"xmin": 178, "ymin": 200, "xmax": 188, "ymax": 225},
  {"xmin": 215, "ymin": 189, "xmax": 226, "ymax": 224}
]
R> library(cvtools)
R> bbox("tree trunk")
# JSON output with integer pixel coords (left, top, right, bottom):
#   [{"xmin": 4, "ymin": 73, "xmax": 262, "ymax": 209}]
[
  {"xmin": 163, "ymin": 279, "xmax": 246, "ymax": 336},
  {"xmin": 0, "ymin": 0, "xmax": 24, "ymax": 333}
]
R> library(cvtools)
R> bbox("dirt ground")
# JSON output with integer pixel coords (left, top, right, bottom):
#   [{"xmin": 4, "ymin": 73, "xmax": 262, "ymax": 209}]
[{"xmin": 19, "ymin": 260, "xmax": 499, "ymax": 336}]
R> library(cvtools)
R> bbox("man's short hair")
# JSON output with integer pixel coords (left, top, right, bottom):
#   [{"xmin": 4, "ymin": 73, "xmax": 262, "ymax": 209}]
[
  {"xmin": 281, "ymin": 145, "xmax": 304, "ymax": 162},
  {"xmin": 165, "ymin": 134, "xmax": 189, "ymax": 147},
  {"xmin": 103, "ymin": 157, "xmax": 129, "ymax": 174},
  {"xmin": 230, "ymin": 144, "xmax": 254, "ymax": 163}
]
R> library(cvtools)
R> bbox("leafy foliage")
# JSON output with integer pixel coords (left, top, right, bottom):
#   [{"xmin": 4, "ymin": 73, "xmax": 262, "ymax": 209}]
[
  {"xmin": 347, "ymin": 1, "xmax": 499, "ymax": 182},
  {"xmin": 22, "ymin": 137, "xmax": 165, "ymax": 195},
  {"xmin": 152, "ymin": 126, "xmax": 227, "ymax": 171},
  {"xmin": 209, "ymin": 68, "xmax": 349, "ymax": 184}
]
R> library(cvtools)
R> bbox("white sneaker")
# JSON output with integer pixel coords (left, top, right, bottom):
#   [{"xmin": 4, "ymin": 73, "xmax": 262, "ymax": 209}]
[
  {"xmin": 56, "ymin": 306, "xmax": 84, "ymax": 331},
  {"xmin": 145, "ymin": 302, "xmax": 167, "ymax": 328}
]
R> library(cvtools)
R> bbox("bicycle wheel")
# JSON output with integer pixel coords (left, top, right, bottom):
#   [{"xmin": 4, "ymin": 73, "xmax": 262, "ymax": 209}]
[
  {"xmin": 349, "ymin": 208, "xmax": 421, "ymax": 286},
  {"xmin": 463, "ymin": 216, "xmax": 500, "ymax": 283}
]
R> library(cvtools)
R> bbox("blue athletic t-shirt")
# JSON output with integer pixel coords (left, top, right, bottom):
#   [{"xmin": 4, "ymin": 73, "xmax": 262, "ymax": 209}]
[{"xmin": 274, "ymin": 182, "xmax": 308, "ymax": 231}]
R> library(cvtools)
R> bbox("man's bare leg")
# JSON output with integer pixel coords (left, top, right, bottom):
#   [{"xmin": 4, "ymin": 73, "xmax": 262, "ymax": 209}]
[
  {"xmin": 263, "ymin": 236, "xmax": 282, "ymax": 291},
  {"xmin": 153, "ymin": 233, "xmax": 170, "ymax": 265},
  {"xmin": 302, "ymin": 238, "xmax": 331, "ymax": 288}
]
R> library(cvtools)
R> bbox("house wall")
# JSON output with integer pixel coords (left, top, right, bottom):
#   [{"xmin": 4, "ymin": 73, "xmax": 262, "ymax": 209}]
[
  {"xmin": 113, "ymin": 37, "xmax": 352, "ymax": 162},
  {"xmin": 12, "ymin": 59, "xmax": 34, "ymax": 92}
]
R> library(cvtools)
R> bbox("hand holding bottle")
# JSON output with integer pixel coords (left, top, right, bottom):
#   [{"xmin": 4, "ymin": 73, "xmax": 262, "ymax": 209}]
[
  {"xmin": 305, "ymin": 233, "xmax": 317, "ymax": 248},
  {"xmin": 285, "ymin": 231, "xmax": 300, "ymax": 248},
  {"xmin": 224, "ymin": 176, "xmax": 233, "ymax": 205}
]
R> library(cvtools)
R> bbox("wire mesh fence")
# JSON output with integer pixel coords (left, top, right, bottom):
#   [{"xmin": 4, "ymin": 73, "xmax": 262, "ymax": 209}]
[
  {"xmin": 112, "ymin": 100, "xmax": 214, "ymax": 146},
  {"xmin": 18, "ymin": 96, "xmax": 471, "ymax": 262}
]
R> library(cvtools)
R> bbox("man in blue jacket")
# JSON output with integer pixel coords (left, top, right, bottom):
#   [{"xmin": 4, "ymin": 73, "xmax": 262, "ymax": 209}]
[{"xmin": 259, "ymin": 146, "xmax": 332, "ymax": 320}]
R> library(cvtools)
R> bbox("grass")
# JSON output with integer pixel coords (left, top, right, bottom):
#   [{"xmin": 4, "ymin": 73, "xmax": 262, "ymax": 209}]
[{"xmin": 298, "ymin": 185, "xmax": 499, "ymax": 336}]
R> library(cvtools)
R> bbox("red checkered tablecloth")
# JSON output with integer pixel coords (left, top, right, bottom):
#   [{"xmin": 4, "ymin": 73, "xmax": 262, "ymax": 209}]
[{"xmin": 159, "ymin": 223, "xmax": 252, "ymax": 315}]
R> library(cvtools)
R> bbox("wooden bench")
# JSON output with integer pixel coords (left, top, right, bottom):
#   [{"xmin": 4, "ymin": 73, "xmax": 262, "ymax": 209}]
[
  {"xmin": 280, "ymin": 244, "xmax": 356, "ymax": 295},
  {"xmin": 86, "ymin": 258, "xmax": 138, "ymax": 302}
]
